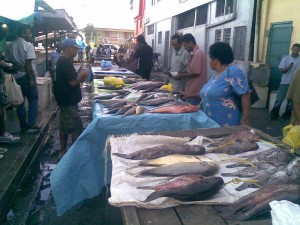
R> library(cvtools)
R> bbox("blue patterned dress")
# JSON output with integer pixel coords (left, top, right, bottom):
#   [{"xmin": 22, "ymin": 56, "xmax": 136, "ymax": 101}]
[{"xmin": 200, "ymin": 66, "xmax": 249, "ymax": 126}]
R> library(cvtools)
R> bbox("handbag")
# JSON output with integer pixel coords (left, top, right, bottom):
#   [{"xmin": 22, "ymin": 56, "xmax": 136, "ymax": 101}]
[
  {"xmin": 228, "ymin": 68, "xmax": 260, "ymax": 111},
  {"xmin": 4, "ymin": 73, "xmax": 24, "ymax": 107}
]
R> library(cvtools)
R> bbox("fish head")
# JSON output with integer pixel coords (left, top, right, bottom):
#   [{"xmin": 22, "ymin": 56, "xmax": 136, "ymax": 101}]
[{"xmin": 286, "ymin": 157, "xmax": 300, "ymax": 176}]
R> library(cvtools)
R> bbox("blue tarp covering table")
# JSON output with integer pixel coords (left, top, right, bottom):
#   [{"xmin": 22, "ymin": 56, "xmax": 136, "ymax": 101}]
[{"xmin": 50, "ymin": 102, "xmax": 220, "ymax": 215}]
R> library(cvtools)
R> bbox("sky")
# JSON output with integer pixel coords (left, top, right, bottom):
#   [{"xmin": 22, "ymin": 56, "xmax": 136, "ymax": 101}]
[{"xmin": 46, "ymin": 0, "xmax": 135, "ymax": 30}]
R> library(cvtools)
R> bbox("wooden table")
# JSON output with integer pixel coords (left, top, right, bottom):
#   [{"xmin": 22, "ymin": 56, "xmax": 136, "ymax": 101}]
[{"xmin": 120, "ymin": 125, "xmax": 284, "ymax": 225}]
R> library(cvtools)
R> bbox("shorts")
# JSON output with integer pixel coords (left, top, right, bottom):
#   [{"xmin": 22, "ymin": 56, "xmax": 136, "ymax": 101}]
[{"xmin": 59, "ymin": 105, "xmax": 83, "ymax": 135}]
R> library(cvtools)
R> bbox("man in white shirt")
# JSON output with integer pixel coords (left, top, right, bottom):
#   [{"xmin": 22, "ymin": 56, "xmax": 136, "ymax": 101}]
[
  {"xmin": 271, "ymin": 43, "xmax": 300, "ymax": 120},
  {"xmin": 164, "ymin": 34, "xmax": 189, "ymax": 93},
  {"xmin": 6, "ymin": 27, "xmax": 40, "ymax": 133}
]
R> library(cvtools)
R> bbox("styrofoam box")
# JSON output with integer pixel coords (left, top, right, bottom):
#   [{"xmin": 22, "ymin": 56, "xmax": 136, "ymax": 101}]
[
  {"xmin": 36, "ymin": 77, "xmax": 53, "ymax": 111},
  {"xmin": 251, "ymin": 86, "xmax": 269, "ymax": 108},
  {"xmin": 269, "ymin": 91, "xmax": 287, "ymax": 116}
]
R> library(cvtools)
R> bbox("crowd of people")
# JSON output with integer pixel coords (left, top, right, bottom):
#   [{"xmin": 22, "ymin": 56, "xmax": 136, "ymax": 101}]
[{"xmin": 1, "ymin": 27, "xmax": 300, "ymax": 160}]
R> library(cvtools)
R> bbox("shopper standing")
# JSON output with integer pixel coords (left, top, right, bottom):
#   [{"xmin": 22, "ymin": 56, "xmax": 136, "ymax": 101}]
[
  {"xmin": 54, "ymin": 38, "xmax": 88, "ymax": 157},
  {"xmin": 270, "ymin": 43, "xmax": 300, "ymax": 120},
  {"xmin": 164, "ymin": 34, "xmax": 189, "ymax": 93},
  {"xmin": 125, "ymin": 35, "xmax": 153, "ymax": 80},
  {"xmin": 6, "ymin": 27, "xmax": 40, "ymax": 133},
  {"xmin": 175, "ymin": 33, "xmax": 207, "ymax": 105}
]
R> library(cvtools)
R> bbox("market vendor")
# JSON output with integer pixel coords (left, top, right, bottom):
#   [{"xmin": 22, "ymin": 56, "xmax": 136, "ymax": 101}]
[{"xmin": 200, "ymin": 42, "xmax": 251, "ymax": 126}]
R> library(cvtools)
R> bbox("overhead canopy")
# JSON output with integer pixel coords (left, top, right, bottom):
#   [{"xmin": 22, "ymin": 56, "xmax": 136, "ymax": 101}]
[{"xmin": 37, "ymin": 9, "xmax": 77, "ymax": 32}]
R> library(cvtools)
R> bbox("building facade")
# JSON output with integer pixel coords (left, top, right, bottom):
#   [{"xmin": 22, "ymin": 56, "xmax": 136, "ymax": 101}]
[
  {"xmin": 131, "ymin": 0, "xmax": 146, "ymax": 36},
  {"xmin": 143, "ymin": 0, "xmax": 255, "ymax": 70}
]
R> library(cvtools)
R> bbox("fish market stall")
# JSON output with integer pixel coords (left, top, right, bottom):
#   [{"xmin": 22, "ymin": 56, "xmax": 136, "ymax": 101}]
[
  {"xmin": 113, "ymin": 126, "xmax": 300, "ymax": 225},
  {"xmin": 91, "ymin": 63, "xmax": 141, "ymax": 79},
  {"xmin": 50, "ymin": 79, "xmax": 220, "ymax": 215}
]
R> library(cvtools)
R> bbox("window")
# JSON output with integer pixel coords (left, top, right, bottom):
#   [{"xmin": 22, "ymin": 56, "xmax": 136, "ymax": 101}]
[
  {"xmin": 223, "ymin": 28, "xmax": 231, "ymax": 44},
  {"xmin": 233, "ymin": 26, "xmax": 246, "ymax": 60},
  {"xmin": 151, "ymin": 0, "xmax": 155, "ymax": 5},
  {"xmin": 158, "ymin": 31, "xmax": 162, "ymax": 44},
  {"xmin": 196, "ymin": 4, "xmax": 208, "ymax": 25},
  {"xmin": 177, "ymin": 9, "xmax": 195, "ymax": 30},
  {"xmin": 216, "ymin": 0, "xmax": 234, "ymax": 17},
  {"xmin": 147, "ymin": 24, "xmax": 154, "ymax": 35},
  {"xmin": 215, "ymin": 29, "xmax": 222, "ymax": 42}
]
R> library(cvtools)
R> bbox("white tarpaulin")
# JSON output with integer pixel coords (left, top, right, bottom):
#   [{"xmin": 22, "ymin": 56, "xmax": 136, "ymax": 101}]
[{"xmin": 109, "ymin": 134, "xmax": 276, "ymax": 208}]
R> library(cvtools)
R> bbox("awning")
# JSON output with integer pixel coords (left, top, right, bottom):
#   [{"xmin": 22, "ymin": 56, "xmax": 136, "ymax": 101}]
[
  {"xmin": 35, "ymin": 0, "xmax": 56, "ymax": 15},
  {"xmin": 37, "ymin": 9, "xmax": 77, "ymax": 32}
]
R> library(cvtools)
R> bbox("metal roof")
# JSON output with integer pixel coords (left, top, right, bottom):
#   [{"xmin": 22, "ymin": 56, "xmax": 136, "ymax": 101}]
[{"xmin": 37, "ymin": 9, "xmax": 77, "ymax": 32}]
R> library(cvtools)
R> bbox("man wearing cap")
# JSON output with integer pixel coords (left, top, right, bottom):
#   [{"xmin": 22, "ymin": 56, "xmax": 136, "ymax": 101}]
[
  {"xmin": 6, "ymin": 27, "xmax": 40, "ymax": 133},
  {"xmin": 54, "ymin": 38, "xmax": 88, "ymax": 157},
  {"xmin": 125, "ymin": 35, "xmax": 153, "ymax": 80}
]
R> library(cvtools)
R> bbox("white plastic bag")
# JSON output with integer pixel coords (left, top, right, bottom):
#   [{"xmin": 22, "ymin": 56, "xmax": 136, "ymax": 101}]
[
  {"xmin": 4, "ymin": 73, "xmax": 24, "ymax": 107},
  {"xmin": 270, "ymin": 200, "xmax": 300, "ymax": 225}
]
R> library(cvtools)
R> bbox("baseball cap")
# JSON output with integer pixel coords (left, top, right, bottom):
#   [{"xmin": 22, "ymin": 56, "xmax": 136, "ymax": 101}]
[{"xmin": 62, "ymin": 38, "xmax": 81, "ymax": 49}]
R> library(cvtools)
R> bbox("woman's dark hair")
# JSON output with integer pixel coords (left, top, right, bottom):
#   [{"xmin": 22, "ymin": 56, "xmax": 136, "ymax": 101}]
[
  {"xmin": 209, "ymin": 42, "xmax": 234, "ymax": 64},
  {"xmin": 181, "ymin": 33, "xmax": 196, "ymax": 45}
]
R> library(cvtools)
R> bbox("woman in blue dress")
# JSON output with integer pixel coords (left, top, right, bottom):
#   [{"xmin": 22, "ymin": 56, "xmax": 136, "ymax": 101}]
[{"xmin": 200, "ymin": 42, "xmax": 251, "ymax": 126}]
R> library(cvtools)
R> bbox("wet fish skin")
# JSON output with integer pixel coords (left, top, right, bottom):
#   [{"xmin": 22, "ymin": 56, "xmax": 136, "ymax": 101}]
[
  {"xmin": 209, "ymin": 139, "xmax": 259, "ymax": 155},
  {"xmin": 116, "ymin": 105, "xmax": 132, "ymax": 115},
  {"xmin": 132, "ymin": 81, "xmax": 165, "ymax": 90},
  {"xmin": 98, "ymin": 99, "xmax": 127, "ymax": 106},
  {"xmin": 139, "ymin": 97, "xmax": 174, "ymax": 106},
  {"xmin": 222, "ymin": 162, "xmax": 277, "ymax": 178},
  {"xmin": 226, "ymin": 148, "xmax": 285, "ymax": 168},
  {"xmin": 113, "ymin": 144, "xmax": 205, "ymax": 160},
  {"xmin": 144, "ymin": 176, "xmax": 224, "ymax": 202},
  {"xmin": 104, "ymin": 108, "xmax": 119, "ymax": 114},
  {"xmin": 218, "ymin": 184, "xmax": 300, "ymax": 221},
  {"xmin": 138, "ymin": 175, "xmax": 205, "ymax": 190},
  {"xmin": 138, "ymin": 155, "xmax": 210, "ymax": 167},
  {"xmin": 140, "ymin": 94, "xmax": 154, "ymax": 101},
  {"xmin": 138, "ymin": 161, "xmax": 219, "ymax": 177},
  {"xmin": 135, "ymin": 93, "xmax": 149, "ymax": 102},
  {"xmin": 148, "ymin": 104, "xmax": 199, "ymax": 114},
  {"xmin": 107, "ymin": 101, "xmax": 127, "ymax": 110},
  {"xmin": 136, "ymin": 106, "xmax": 146, "ymax": 115},
  {"xmin": 122, "ymin": 106, "xmax": 136, "ymax": 117},
  {"xmin": 93, "ymin": 93, "xmax": 120, "ymax": 100},
  {"xmin": 209, "ymin": 131, "xmax": 259, "ymax": 147}
]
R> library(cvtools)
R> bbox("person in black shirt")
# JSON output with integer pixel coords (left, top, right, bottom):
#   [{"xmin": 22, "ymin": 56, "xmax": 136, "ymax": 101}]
[
  {"xmin": 54, "ymin": 38, "xmax": 88, "ymax": 158},
  {"xmin": 125, "ymin": 35, "xmax": 153, "ymax": 80}
]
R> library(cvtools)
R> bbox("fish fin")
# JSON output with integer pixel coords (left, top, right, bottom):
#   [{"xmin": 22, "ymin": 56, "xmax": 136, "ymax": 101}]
[{"xmin": 144, "ymin": 191, "xmax": 163, "ymax": 202}]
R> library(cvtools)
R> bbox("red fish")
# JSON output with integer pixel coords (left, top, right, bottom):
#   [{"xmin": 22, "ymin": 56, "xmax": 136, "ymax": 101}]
[{"xmin": 148, "ymin": 104, "xmax": 199, "ymax": 113}]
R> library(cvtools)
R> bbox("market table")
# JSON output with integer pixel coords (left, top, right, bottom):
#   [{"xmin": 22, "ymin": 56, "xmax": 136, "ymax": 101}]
[
  {"xmin": 91, "ymin": 66, "xmax": 142, "ymax": 79},
  {"xmin": 50, "ymin": 100, "xmax": 219, "ymax": 215},
  {"xmin": 120, "ymin": 125, "xmax": 281, "ymax": 225}
]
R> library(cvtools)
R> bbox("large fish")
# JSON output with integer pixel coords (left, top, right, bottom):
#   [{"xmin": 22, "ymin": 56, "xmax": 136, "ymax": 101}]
[
  {"xmin": 209, "ymin": 131, "xmax": 260, "ymax": 147},
  {"xmin": 136, "ymin": 161, "xmax": 220, "ymax": 177},
  {"xmin": 113, "ymin": 144, "xmax": 205, "ymax": 160},
  {"xmin": 221, "ymin": 162, "xmax": 278, "ymax": 178},
  {"xmin": 148, "ymin": 104, "xmax": 199, "ymax": 114},
  {"xmin": 144, "ymin": 176, "xmax": 224, "ymax": 202},
  {"xmin": 235, "ymin": 157, "xmax": 300, "ymax": 191},
  {"xmin": 97, "ymin": 99, "xmax": 127, "ymax": 106},
  {"xmin": 116, "ymin": 105, "xmax": 132, "ymax": 115},
  {"xmin": 218, "ymin": 183, "xmax": 300, "ymax": 220},
  {"xmin": 208, "ymin": 139, "xmax": 259, "ymax": 155},
  {"xmin": 131, "ymin": 81, "xmax": 165, "ymax": 90},
  {"xmin": 138, "ymin": 97, "xmax": 174, "ymax": 106},
  {"xmin": 93, "ymin": 93, "xmax": 120, "ymax": 100},
  {"xmin": 138, "ymin": 174, "xmax": 205, "ymax": 190},
  {"xmin": 137, "ymin": 155, "xmax": 212, "ymax": 167},
  {"xmin": 226, "ymin": 147, "xmax": 292, "ymax": 168}
]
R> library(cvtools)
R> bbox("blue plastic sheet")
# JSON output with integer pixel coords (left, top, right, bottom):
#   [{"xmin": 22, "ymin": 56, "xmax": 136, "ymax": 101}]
[{"xmin": 50, "ymin": 103, "xmax": 220, "ymax": 215}]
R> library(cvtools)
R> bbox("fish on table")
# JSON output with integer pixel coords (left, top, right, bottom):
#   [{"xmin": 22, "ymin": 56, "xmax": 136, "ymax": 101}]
[
  {"xmin": 226, "ymin": 147, "xmax": 293, "ymax": 168},
  {"xmin": 209, "ymin": 131, "xmax": 260, "ymax": 148},
  {"xmin": 131, "ymin": 81, "xmax": 165, "ymax": 90},
  {"xmin": 135, "ymin": 161, "xmax": 220, "ymax": 177},
  {"xmin": 116, "ymin": 105, "xmax": 133, "ymax": 115},
  {"xmin": 217, "ymin": 183, "xmax": 300, "ymax": 221},
  {"xmin": 138, "ymin": 97, "xmax": 174, "ymax": 106},
  {"xmin": 113, "ymin": 143, "xmax": 205, "ymax": 160},
  {"xmin": 137, "ymin": 154, "xmax": 213, "ymax": 167},
  {"xmin": 207, "ymin": 138, "xmax": 259, "ymax": 155},
  {"xmin": 148, "ymin": 104, "xmax": 199, "ymax": 114},
  {"xmin": 143, "ymin": 176, "xmax": 224, "ymax": 202}
]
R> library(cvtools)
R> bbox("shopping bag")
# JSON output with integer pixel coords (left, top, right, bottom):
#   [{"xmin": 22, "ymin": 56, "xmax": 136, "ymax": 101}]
[
  {"xmin": 4, "ymin": 73, "xmax": 24, "ymax": 107},
  {"xmin": 282, "ymin": 125, "xmax": 300, "ymax": 153}
]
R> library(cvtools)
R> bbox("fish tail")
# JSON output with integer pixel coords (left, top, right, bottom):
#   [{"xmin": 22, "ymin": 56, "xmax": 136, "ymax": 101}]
[
  {"xmin": 112, "ymin": 153, "xmax": 131, "ymax": 159},
  {"xmin": 144, "ymin": 191, "xmax": 162, "ymax": 202}
]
